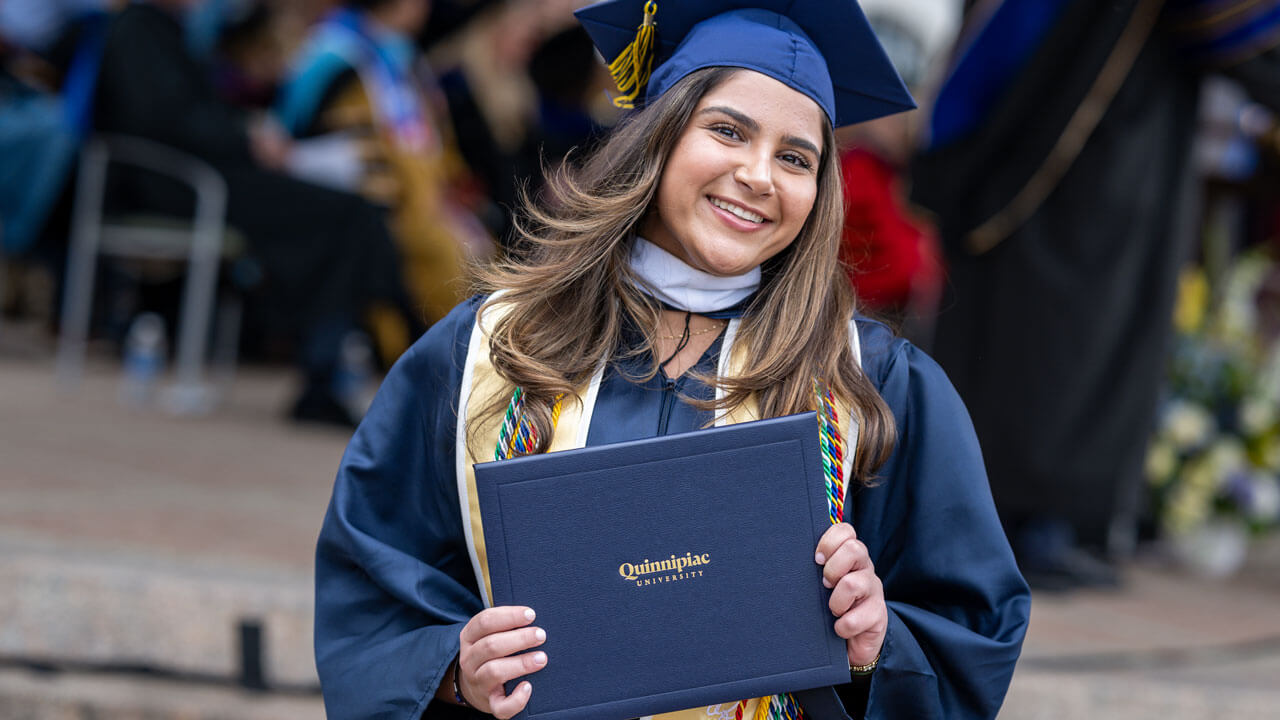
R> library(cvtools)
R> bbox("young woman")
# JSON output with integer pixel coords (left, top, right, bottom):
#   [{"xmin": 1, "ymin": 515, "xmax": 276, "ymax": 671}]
[{"xmin": 314, "ymin": 3, "xmax": 1030, "ymax": 719}]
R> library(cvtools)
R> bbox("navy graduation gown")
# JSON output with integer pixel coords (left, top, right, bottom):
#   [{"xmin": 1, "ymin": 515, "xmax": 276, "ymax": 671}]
[{"xmin": 315, "ymin": 296, "xmax": 1030, "ymax": 719}]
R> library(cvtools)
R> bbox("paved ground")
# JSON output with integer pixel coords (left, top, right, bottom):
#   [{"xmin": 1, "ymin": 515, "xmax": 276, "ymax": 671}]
[{"xmin": 2, "ymin": 324, "xmax": 1279, "ymax": 719}]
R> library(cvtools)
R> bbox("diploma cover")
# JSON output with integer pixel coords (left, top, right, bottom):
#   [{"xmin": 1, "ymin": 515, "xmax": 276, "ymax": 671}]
[{"xmin": 475, "ymin": 412, "xmax": 850, "ymax": 720}]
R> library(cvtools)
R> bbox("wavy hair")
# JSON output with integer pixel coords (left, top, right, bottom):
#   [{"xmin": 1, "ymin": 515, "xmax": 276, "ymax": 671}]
[{"xmin": 473, "ymin": 67, "xmax": 896, "ymax": 484}]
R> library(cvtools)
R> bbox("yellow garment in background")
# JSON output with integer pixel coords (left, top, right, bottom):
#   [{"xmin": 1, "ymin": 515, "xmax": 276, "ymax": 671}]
[{"xmin": 318, "ymin": 80, "xmax": 471, "ymax": 359}]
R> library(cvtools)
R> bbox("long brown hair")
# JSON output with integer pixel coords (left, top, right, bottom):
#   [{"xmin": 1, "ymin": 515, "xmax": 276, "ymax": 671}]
[{"xmin": 473, "ymin": 67, "xmax": 896, "ymax": 483}]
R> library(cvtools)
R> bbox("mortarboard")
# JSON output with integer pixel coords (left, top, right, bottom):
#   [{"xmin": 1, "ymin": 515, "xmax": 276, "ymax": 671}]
[{"xmin": 574, "ymin": 0, "xmax": 916, "ymax": 128}]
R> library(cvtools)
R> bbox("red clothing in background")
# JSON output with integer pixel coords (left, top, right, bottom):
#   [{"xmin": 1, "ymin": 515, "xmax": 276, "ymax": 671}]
[{"xmin": 839, "ymin": 146, "xmax": 941, "ymax": 312}]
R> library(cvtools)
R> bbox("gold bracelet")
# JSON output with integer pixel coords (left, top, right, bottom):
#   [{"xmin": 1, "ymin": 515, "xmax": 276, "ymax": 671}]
[{"xmin": 850, "ymin": 651, "xmax": 880, "ymax": 676}]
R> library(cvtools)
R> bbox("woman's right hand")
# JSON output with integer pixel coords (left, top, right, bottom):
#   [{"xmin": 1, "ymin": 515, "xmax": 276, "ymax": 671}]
[{"xmin": 457, "ymin": 606, "xmax": 548, "ymax": 719}]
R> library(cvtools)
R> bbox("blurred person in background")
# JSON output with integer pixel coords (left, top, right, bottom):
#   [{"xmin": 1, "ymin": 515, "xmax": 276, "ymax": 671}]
[
  {"xmin": 413, "ymin": 0, "xmax": 500, "ymax": 51},
  {"xmin": 429, "ymin": 0, "xmax": 548, "ymax": 246},
  {"xmin": 0, "ymin": 0, "xmax": 120, "ymax": 317},
  {"xmin": 207, "ymin": 1, "xmax": 288, "ymax": 110},
  {"xmin": 93, "ymin": 0, "xmax": 413, "ymax": 426},
  {"xmin": 836, "ymin": 0, "xmax": 957, "ymax": 344},
  {"xmin": 276, "ymin": 0, "xmax": 491, "ymax": 360},
  {"xmin": 0, "ymin": 0, "xmax": 112, "ymax": 55},
  {"xmin": 526, "ymin": 23, "xmax": 613, "ymax": 184},
  {"xmin": 428, "ymin": 0, "xmax": 613, "ymax": 248},
  {"xmin": 0, "ymin": 40, "xmax": 78, "ymax": 272},
  {"xmin": 912, "ymin": 0, "xmax": 1280, "ymax": 589}
]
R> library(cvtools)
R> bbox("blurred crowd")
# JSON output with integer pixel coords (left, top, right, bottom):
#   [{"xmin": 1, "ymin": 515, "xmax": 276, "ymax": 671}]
[
  {"xmin": 0, "ymin": 0, "xmax": 621, "ymax": 425},
  {"xmin": 3, "ymin": 0, "xmax": 1280, "ymax": 592}
]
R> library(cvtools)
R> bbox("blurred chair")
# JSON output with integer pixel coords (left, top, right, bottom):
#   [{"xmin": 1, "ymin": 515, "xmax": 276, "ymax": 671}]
[{"xmin": 55, "ymin": 133, "xmax": 243, "ymax": 414}]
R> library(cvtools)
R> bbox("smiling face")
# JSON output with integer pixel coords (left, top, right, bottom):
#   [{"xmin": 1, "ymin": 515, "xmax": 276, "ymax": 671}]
[{"xmin": 639, "ymin": 70, "xmax": 827, "ymax": 277}]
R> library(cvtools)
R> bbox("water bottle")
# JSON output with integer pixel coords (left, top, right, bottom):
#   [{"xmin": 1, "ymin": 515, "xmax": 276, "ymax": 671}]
[
  {"xmin": 119, "ymin": 312, "xmax": 167, "ymax": 408},
  {"xmin": 332, "ymin": 330, "xmax": 377, "ymax": 420}
]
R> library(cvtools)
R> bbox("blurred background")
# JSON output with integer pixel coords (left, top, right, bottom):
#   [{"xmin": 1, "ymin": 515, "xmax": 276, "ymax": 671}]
[{"xmin": 1, "ymin": 0, "xmax": 1279, "ymax": 717}]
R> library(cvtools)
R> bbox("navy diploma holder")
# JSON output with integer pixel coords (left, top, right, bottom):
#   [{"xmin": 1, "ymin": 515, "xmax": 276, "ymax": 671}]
[{"xmin": 475, "ymin": 412, "xmax": 850, "ymax": 720}]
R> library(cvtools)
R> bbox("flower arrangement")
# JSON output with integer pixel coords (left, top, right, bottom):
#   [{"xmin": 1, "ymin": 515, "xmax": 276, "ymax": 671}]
[{"xmin": 1145, "ymin": 248, "xmax": 1280, "ymax": 542}]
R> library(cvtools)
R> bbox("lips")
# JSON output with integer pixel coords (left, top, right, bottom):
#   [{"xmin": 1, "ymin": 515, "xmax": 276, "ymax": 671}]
[{"xmin": 707, "ymin": 196, "xmax": 770, "ymax": 227}]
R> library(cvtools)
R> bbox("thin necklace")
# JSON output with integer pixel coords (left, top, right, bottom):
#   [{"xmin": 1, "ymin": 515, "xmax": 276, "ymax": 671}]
[{"xmin": 658, "ymin": 318, "xmax": 726, "ymax": 340}]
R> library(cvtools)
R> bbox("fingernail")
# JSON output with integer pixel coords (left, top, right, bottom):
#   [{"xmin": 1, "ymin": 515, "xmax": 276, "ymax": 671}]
[
  {"xmin": 533, "ymin": 651, "xmax": 547, "ymax": 665},
  {"xmin": 522, "ymin": 681, "xmax": 533, "ymax": 694},
  {"xmin": 815, "ymin": 552, "xmax": 826, "ymax": 564},
  {"xmin": 535, "ymin": 628, "xmax": 547, "ymax": 642},
  {"xmin": 822, "ymin": 577, "xmax": 833, "ymax": 589},
  {"xmin": 524, "ymin": 608, "xmax": 536, "ymax": 622}
]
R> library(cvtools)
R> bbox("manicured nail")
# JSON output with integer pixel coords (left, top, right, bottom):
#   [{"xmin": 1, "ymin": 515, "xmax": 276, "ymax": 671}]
[
  {"xmin": 533, "ymin": 651, "xmax": 547, "ymax": 665},
  {"xmin": 815, "ymin": 552, "xmax": 826, "ymax": 564},
  {"xmin": 524, "ymin": 608, "xmax": 536, "ymax": 622},
  {"xmin": 535, "ymin": 628, "xmax": 546, "ymax": 642},
  {"xmin": 822, "ymin": 577, "xmax": 833, "ymax": 589}
]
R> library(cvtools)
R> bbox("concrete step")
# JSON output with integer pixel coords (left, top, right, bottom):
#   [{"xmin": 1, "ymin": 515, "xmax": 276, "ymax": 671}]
[
  {"xmin": 0, "ymin": 666, "xmax": 322, "ymax": 720},
  {"xmin": 1003, "ymin": 657, "xmax": 1280, "ymax": 720},
  {"xmin": 0, "ymin": 537, "xmax": 315, "ymax": 689}
]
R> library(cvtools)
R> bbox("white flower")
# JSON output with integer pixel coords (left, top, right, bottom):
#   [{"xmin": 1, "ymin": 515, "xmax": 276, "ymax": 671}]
[
  {"xmin": 1239, "ymin": 398, "xmax": 1276, "ymax": 436},
  {"xmin": 1145, "ymin": 440, "xmax": 1178, "ymax": 486},
  {"xmin": 1184, "ymin": 455, "xmax": 1220, "ymax": 492},
  {"xmin": 1248, "ymin": 473, "xmax": 1280, "ymax": 523},
  {"xmin": 1218, "ymin": 255, "xmax": 1268, "ymax": 340},
  {"xmin": 1164, "ymin": 400, "xmax": 1216, "ymax": 450},
  {"xmin": 1258, "ymin": 345, "xmax": 1280, "ymax": 403},
  {"xmin": 1204, "ymin": 438, "xmax": 1248, "ymax": 483},
  {"xmin": 1219, "ymin": 300, "xmax": 1256, "ymax": 342},
  {"xmin": 1166, "ymin": 481, "xmax": 1214, "ymax": 534}
]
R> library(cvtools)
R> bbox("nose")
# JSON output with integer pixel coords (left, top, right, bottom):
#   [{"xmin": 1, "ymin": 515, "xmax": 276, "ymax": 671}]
[{"xmin": 733, "ymin": 149, "xmax": 773, "ymax": 196}]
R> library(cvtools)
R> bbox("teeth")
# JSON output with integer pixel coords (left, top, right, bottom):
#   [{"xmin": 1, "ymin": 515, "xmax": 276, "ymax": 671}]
[{"xmin": 710, "ymin": 197, "xmax": 764, "ymax": 223}]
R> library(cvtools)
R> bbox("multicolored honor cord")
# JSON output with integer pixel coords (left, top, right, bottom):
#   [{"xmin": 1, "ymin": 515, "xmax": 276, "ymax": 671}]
[
  {"xmin": 815, "ymin": 378, "xmax": 846, "ymax": 524},
  {"xmin": 494, "ymin": 386, "xmax": 563, "ymax": 460}
]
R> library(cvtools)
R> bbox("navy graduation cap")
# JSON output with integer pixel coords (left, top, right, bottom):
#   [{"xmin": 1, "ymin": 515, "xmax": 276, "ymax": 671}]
[{"xmin": 574, "ymin": 0, "xmax": 916, "ymax": 128}]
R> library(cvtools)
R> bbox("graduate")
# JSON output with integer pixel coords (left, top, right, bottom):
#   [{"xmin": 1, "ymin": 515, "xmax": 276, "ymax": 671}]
[{"xmin": 315, "ymin": 2, "xmax": 1031, "ymax": 718}]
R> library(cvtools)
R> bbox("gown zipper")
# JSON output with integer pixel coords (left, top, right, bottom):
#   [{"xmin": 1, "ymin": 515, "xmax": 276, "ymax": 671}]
[{"xmin": 656, "ymin": 377, "xmax": 677, "ymax": 435}]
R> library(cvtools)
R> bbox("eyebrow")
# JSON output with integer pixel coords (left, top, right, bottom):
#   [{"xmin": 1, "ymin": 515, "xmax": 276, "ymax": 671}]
[{"xmin": 698, "ymin": 105, "xmax": 822, "ymax": 158}]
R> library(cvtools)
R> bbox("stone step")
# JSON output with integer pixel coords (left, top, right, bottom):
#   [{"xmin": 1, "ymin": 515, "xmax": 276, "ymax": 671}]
[
  {"xmin": 0, "ymin": 538, "xmax": 315, "ymax": 689},
  {"xmin": 0, "ymin": 666, "xmax": 323, "ymax": 720},
  {"xmin": 1002, "ymin": 660, "xmax": 1280, "ymax": 720}
]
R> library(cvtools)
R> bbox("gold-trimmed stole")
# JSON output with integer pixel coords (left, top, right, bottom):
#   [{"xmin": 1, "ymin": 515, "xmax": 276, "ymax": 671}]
[{"xmin": 455, "ymin": 302, "xmax": 861, "ymax": 718}]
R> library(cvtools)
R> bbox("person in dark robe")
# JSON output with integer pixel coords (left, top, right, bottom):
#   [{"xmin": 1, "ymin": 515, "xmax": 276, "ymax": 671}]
[
  {"xmin": 526, "ymin": 24, "xmax": 610, "ymax": 176},
  {"xmin": 912, "ymin": 0, "xmax": 1280, "ymax": 588},
  {"xmin": 275, "ymin": 0, "xmax": 488, "ymax": 363},
  {"xmin": 92, "ymin": 0, "xmax": 411, "ymax": 425},
  {"xmin": 0, "ymin": 50, "xmax": 79, "ymax": 260},
  {"xmin": 433, "ymin": 0, "xmax": 545, "ymax": 248},
  {"xmin": 314, "ymin": 2, "xmax": 1030, "ymax": 719}
]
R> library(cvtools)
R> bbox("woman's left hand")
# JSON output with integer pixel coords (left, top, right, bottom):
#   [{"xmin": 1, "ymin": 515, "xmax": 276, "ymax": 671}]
[{"xmin": 816, "ymin": 523, "xmax": 887, "ymax": 668}]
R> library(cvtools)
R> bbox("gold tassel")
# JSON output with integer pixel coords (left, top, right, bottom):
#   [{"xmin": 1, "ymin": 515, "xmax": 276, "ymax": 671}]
[{"xmin": 607, "ymin": 0, "xmax": 658, "ymax": 109}]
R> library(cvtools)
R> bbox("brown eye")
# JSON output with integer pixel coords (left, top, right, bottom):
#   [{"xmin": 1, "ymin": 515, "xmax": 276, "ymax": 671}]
[
  {"xmin": 710, "ymin": 124, "xmax": 742, "ymax": 141},
  {"xmin": 780, "ymin": 152, "xmax": 812, "ymax": 170}
]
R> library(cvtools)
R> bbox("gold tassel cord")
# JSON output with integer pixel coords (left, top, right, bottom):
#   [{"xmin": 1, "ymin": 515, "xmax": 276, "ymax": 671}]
[{"xmin": 608, "ymin": 0, "xmax": 658, "ymax": 109}]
